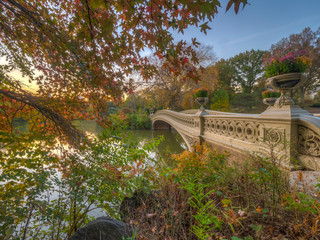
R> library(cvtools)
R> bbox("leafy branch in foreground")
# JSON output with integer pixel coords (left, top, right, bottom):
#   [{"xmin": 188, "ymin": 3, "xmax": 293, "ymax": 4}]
[
  {"xmin": 0, "ymin": 0, "xmax": 247, "ymax": 143},
  {"xmin": 0, "ymin": 124, "xmax": 158, "ymax": 240}
]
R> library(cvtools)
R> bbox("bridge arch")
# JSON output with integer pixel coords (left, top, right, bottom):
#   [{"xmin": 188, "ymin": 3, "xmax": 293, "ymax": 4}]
[
  {"xmin": 152, "ymin": 115, "xmax": 197, "ymax": 151},
  {"xmin": 152, "ymin": 120, "xmax": 172, "ymax": 130}
]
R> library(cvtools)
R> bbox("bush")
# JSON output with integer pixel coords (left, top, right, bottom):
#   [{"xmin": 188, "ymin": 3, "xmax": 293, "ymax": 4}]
[
  {"xmin": 210, "ymin": 88, "xmax": 230, "ymax": 111},
  {"xmin": 123, "ymin": 145, "xmax": 227, "ymax": 240},
  {"xmin": 0, "ymin": 124, "xmax": 156, "ymax": 239},
  {"xmin": 127, "ymin": 110, "xmax": 151, "ymax": 129},
  {"xmin": 231, "ymin": 93, "xmax": 260, "ymax": 111},
  {"xmin": 115, "ymin": 109, "xmax": 151, "ymax": 129},
  {"xmin": 124, "ymin": 144, "xmax": 320, "ymax": 239}
]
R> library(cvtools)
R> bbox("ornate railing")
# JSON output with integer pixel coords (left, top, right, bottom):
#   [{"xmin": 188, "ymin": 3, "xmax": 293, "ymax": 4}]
[
  {"xmin": 203, "ymin": 115, "xmax": 261, "ymax": 143},
  {"xmin": 151, "ymin": 108, "xmax": 320, "ymax": 171},
  {"xmin": 152, "ymin": 110, "xmax": 200, "ymax": 130}
]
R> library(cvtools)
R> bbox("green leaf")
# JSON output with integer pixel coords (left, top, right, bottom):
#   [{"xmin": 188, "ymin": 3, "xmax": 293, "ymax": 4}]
[
  {"xmin": 244, "ymin": 237, "xmax": 254, "ymax": 240},
  {"xmin": 215, "ymin": 190, "xmax": 223, "ymax": 195},
  {"xmin": 250, "ymin": 224, "xmax": 262, "ymax": 231},
  {"xmin": 5, "ymin": 227, "xmax": 14, "ymax": 238},
  {"xmin": 231, "ymin": 237, "xmax": 243, "ymax": 240},
  {"xmin": 221, "ymin": 198, "xmax": 232, "ymax": 207}
]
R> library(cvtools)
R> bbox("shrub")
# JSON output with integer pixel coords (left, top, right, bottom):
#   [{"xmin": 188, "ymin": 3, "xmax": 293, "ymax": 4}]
[
  {"xmin": 126, "ymin": 110, "xmax": 151, "ymax": 129},
  {"xmin": 125, "ymin": 144, "xmax": 320, "ymax": 239},
  {"xmin": 210, "ymin": 88, "xmax": 230, "ymax": 111},
  {"xmin": 0, "ymin": 123, "xmax": 156, "ymax": 239},
  {"xmin": 122, "ymin": 145, "xmax": 228, "ymax": 240},
  {"xmin": 231, "ymin": 93, "xmax": 259, "ymax": 111}
]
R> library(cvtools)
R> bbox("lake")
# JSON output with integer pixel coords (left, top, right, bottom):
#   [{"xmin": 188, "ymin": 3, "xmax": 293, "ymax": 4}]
[
  {"xmin": 73, "ymin": 120, "xmax": 187, "ymax": 157},
  {"xmin": 13, "ymin": 119, "xmax": 186, "ymax": 160}
]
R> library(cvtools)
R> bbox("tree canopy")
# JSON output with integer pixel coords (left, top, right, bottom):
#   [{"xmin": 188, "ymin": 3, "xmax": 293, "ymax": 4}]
[
  {"xmin": 230, "ymin": 49, "xmax": 266, "ymax": 94},
  {"xmin": 0, "ymin": 0, "xmax": 248, "ymax": 143},
  {"xmin": 133, "ymin": 45, "xmax": 217, "ymax": 111},
  {"xmin": 268, "ymin": 27, "xmax": 320, "ymax": 103}
]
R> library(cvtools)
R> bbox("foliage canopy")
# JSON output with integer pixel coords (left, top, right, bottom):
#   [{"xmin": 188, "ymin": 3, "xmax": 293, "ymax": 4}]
[{"xmin": 0, "ymin": 0, "xmax": 247, "ymax": 142}]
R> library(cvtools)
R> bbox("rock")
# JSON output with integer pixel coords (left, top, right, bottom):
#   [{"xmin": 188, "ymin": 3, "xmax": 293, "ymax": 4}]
[{"xmin": 69, "ymin": 216, "xmax": 134, "ymax": 240}]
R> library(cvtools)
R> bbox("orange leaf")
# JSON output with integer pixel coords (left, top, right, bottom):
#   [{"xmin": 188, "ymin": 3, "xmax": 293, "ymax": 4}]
[{"xmin": 256, "ymin": 206, "xmax": 263, "ymax": 213}]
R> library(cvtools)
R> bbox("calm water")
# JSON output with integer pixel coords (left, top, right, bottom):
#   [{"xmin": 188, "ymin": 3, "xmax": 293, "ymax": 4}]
[
  {"xmin": 72, "ymin": 120, "xmax": 186, "ymax": 158},
  {"xmin": 14, "ymin": 119, "xmax": 186, "ymax": 159}
]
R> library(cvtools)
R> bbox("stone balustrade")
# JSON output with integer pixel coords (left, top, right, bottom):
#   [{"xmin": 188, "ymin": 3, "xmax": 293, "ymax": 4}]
[{"xmin": 151, "ymin": 106, "xmax": 320, "ymax": 171}]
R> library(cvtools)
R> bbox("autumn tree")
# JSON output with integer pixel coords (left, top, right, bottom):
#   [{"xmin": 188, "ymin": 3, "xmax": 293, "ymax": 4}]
[
  {"xmin": 268, "ymin": 27, "xmax": 320, "ymax": 103},
  {"xmin": 0, "ymin": 0, "xmax": 248, "ymax": 140},
  {"xmin": 136, "ymin": 45, "xmax": 218, "ymax": 111}
]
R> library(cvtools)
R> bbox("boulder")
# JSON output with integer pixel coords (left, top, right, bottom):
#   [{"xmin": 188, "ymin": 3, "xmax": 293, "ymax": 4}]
[{"xmin": 69, "ymin": 216, "xmax": 134, "ymax": 240}]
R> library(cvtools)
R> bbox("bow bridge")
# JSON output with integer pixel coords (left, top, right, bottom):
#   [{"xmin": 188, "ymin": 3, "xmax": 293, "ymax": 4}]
[{"xmin": 151, "ymin": 105, "xmax": 320, "ymax": 171}]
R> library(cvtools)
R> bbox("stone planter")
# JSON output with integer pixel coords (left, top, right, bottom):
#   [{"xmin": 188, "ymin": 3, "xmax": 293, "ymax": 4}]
[
  {"xmin": 266, "ymin": 73, "xmax": 306, "ymax": 107},
  {"xmin": 263, "ymin": 97, "xmax": 277, "ymax": 107},
  {"xmin": 195, "ymin": 97, "xmax": 208, "ymax": 111}
]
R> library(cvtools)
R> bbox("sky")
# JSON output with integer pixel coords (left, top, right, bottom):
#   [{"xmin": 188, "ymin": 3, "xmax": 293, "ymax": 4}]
[{"xmin": 173, "ymin": 0, "xmax": 320, "ymax": 60}]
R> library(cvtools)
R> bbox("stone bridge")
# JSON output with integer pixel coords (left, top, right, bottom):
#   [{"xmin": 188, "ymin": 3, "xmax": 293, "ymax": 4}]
[{"xmin": 151, "ymin": 105, "xmax": 320, "ymax": 171}]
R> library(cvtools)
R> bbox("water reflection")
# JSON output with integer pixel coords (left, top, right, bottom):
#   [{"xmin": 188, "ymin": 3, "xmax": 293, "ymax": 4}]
[
  {"xmin": 14, "ymin": 119, "xmax": 186, "ymax": 158},
  {"xmin": 72, "ymin": 120, "xmax": 186, "ymax": 158},
  {"xmin": 134, "ymin": 129, "xmax": 186, "ymax": 156}
]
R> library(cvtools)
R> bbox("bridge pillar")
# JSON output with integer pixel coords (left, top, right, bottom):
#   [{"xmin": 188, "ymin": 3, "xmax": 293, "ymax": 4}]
[
  {"xmin": 259, "ymin": 104, "xmax": 313, "ymax": 169},
  {"xmin": 195, "ymin": 110, "xmax": 209, "ymax": 146}
]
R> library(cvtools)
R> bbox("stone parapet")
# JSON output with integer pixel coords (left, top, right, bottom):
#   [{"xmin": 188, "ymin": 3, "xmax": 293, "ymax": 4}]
[{"xmin": 151, "ymin": 107, "xmax": 320, "ymax": 171}]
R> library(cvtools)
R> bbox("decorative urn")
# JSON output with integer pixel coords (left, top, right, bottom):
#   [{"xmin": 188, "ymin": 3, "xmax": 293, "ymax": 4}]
[
  {"xmin": 266, "ymin": 73, "xmax": 306, "ymax": 107},
  {"xmin": 263, "ymin": 98, "xmax": 277, "ymax": 107},
  {"xmin": 195, "ymin": 97, "xmax": 208, "ymax": 111}
]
